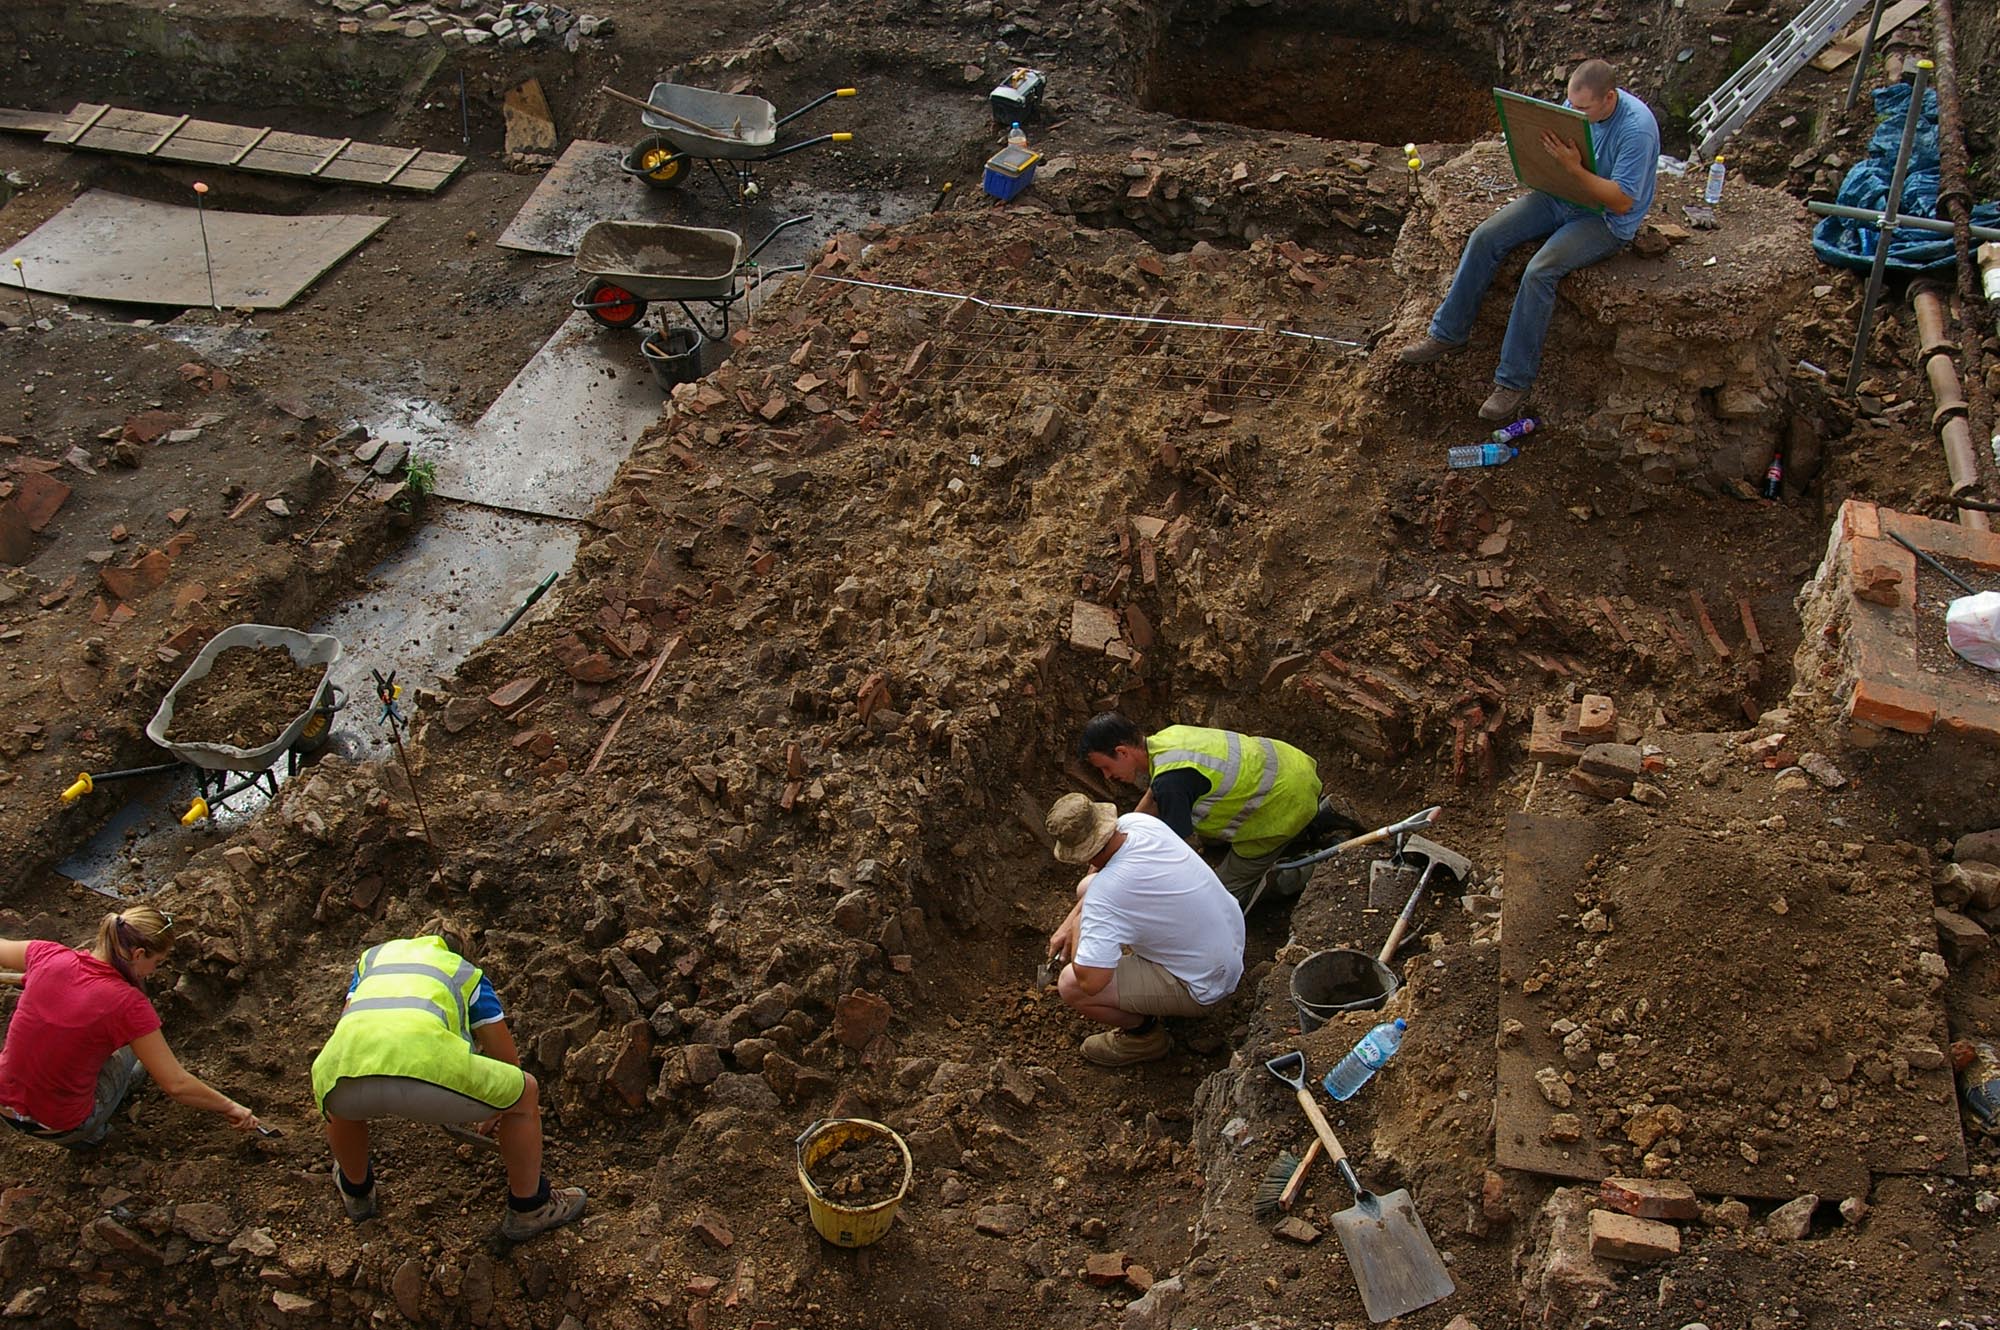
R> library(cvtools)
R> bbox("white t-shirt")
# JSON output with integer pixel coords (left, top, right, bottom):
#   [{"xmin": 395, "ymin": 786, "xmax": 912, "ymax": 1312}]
[{"xmin": 1073, "ymin": 813, "xmax": 1245, "ymax": 1007}]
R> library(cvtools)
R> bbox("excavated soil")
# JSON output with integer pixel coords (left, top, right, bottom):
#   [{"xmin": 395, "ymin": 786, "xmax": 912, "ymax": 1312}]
[
  {"xmin": 166, "ymin": 644, "xmax": 325, "ymax": 750},
  {"xmin": 0, "ymin": 1, "xmax": 1995, "ymax": 1329},
  {"xmin": 806, "ymin": 1134, "xmax": 907, "ymax": 1208}
]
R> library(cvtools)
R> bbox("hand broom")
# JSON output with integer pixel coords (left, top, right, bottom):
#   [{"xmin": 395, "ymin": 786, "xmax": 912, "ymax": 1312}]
[{"xmin": 1252, "ymin": 1138, "xmax": 1322, "ymax": 1221}]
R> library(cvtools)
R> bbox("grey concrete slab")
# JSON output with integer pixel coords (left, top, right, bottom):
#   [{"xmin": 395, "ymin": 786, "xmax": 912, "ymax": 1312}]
[
  {"xmin": 388, "ymin": 310, "xmax": 665, "ymax": 521},
  {"xmin": 0, "ymin": 190, "xmax": 386, "ymax": 309}
]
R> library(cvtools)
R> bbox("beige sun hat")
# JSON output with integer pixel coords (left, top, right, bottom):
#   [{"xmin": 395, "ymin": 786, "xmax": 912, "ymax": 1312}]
[{"xmin": 1047, "ymin": 792, "xmax": 1119, "ymax": 865}]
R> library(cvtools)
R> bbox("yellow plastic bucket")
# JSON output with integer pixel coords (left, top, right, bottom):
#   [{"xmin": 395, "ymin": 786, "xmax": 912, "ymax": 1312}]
[{"xmin": 795, "ymin": 1118, "xmax": 912, "ymax": 1248}]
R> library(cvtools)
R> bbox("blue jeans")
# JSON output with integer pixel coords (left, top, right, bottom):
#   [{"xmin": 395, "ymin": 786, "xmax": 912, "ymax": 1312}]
[{"xmin": 1427, "ymin": 192, "xmax": 1627, "ymax": 390}]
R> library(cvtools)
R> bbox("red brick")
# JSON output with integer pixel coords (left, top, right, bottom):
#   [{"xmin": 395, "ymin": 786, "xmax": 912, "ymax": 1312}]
[
  {"xmin": 1082, "ymin": 1252, "xmax": 1130, "ymax": 1285},
  {"xmin": 487, "ymin": 676, "xmax": 543, "ymax": 711},
  {"xmin": 1599, "ymin": 1176, "xmax": 1699, "ymax": 1221},
  {"xmin": 1848, "ymin": 678, "xmax": 1937, "ymax": 733},
  {"xmin": 10, "ymin": 472, "xmax": 71, "ymax": 532},
  {"xmin": 1845, "ymin": 499, "xmax": 1882, "ymax": 540},
  {"xmin": 1588, "ymin": 1209, "xmax": 1680, "ymax": 1262}
]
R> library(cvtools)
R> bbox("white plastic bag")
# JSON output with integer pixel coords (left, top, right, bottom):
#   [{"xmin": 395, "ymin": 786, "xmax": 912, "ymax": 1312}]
[{"xmin": 1945, "ymin": 591, "xmax": 2000, "ymax": 670}]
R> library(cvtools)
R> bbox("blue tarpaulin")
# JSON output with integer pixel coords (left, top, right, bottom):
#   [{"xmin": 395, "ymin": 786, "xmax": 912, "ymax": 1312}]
[{"xmin": 1810, "ymin": 84, "xmax": 2000, "ymax": 275}]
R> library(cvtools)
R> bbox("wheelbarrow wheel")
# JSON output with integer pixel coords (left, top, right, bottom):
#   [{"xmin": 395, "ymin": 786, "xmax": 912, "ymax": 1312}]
[
  {"xmin": 583, "ymin": 280, "xmax": 647, "ymax": 329},
  {"xmin": 634, "ymin": 137, "xmax": 690, "ymax": 189}
]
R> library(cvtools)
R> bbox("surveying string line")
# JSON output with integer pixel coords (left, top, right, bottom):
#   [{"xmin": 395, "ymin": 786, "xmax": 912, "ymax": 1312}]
[{"xmin": 809, "ymin": 273, "xmax": 1365, "ymax": 347}]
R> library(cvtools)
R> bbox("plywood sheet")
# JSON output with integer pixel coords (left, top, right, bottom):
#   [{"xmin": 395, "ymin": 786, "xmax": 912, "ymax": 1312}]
[
  {"xmin": 1810, "ymin": 0, "xmax": 1927, "ymax": 71},
  {"xmin": 0, "ymin": 190, "xmax": 386, "ymax": 310},
  {"xmin": 496, "ymin": 139, "xmax": 679, "ymax": 256},
  {"xmin": 0, "ymin": 108, "xmax": 66, "ymax": 136},
  {"xmin": 1493, "ymin": 90, "xmax": 1600, "ymax": 212},
  {"xmin": 1496, "ymin": 810, "xmax": 1963, "ymax": 1199}
]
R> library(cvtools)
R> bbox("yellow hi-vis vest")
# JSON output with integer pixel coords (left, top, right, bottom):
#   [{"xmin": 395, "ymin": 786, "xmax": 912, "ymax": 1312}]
[
  {"xmin": 1147, "ymin": 725, "xmax": 1323, "ymax": 859},
  {"xmin": 310, "ymin": 936, "xmax": 525, "ymax": 1114}
]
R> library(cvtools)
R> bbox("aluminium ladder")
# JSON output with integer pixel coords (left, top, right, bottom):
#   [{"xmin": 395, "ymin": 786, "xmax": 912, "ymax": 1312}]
[{"xmin": 1689, "ymin": 0, "xmax": 1874, "ymax": 160}]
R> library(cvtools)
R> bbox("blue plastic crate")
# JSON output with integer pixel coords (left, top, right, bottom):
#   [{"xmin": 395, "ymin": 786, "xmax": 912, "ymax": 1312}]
[{"xmin": 983, "ymin": 146, "xmax": 1042, "ymax": 202}]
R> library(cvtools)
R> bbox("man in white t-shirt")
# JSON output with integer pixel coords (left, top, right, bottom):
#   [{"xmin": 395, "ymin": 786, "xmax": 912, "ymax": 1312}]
[{"xmin": 1043, "ymin": 792, "xmax": 1246, "ymax": 1067}]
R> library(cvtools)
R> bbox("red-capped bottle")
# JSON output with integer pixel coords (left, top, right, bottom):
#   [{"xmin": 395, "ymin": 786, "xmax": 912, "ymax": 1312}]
[{"xmin": 1762, "ymin": 452, "xmax": 1783, "ymax": 500}]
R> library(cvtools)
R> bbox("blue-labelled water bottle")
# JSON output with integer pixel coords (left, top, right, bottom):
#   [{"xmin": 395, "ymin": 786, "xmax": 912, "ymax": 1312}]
[
  {"xmin": 1446, "ymin": 443, "xmax": 1519, "ymax": 470},
  {"xmin": 1322, "ymin": 1017, "xmax": 1407, "ymax": 1101}
]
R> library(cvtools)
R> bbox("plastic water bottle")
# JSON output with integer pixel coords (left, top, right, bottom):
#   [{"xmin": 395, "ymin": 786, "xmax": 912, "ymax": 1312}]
[
  {"xmin": 1446, "ymin": 443, "xmax": 1519, "ymax": 470},
  {"xmin": 1322, "ymin": 1018, "xmax": 1407, "ymax": 1101},
  {"xmin": 1490, "ymin": 418, "xmax": 1539, "ymax": 444},
  {"xmin": 1007, "ymin": 122, "xmax": 1027, "ymax": 150},
  {"xmin": 1703, "ymin": 155, "xmax": 1727, "ymax": 205}
]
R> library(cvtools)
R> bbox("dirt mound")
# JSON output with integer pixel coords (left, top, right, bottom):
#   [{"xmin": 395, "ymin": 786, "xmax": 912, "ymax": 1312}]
[{"xmin": 166, "ymin": 644, "xmax": 325, "ymax": 750}]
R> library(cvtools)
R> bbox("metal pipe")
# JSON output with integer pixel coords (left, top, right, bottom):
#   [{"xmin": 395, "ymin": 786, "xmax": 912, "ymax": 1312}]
[
  {"xmin": 1846, "ymin": 59, "xmax": 1931, "ymax": 395},
  {"xmin": 1845, "ymin": 0, "xmax": 1890, "ymax": 112},
  {"xmin": 1927, "ymin": 0, "xmax": 1994, "ymax": 502},
  {"xmin": 1807, "ymin": 202, "xmax": 2000, "ymax": 243}
]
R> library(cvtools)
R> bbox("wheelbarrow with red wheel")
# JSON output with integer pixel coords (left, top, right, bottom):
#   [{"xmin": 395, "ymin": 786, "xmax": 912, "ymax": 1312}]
[{"xmin": 570, "ymin": 214, "xmax": 813, "ymax": 340}]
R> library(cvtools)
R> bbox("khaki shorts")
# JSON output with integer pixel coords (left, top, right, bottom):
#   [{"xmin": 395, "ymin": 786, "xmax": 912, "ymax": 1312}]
[
  {"xmin": 323, "ymin": 1075, "xmax": 513, "ymax": 1124},
  {"xmin": 1114, "ymin": 955, "xmax": 1215, "ymax": 1018}
]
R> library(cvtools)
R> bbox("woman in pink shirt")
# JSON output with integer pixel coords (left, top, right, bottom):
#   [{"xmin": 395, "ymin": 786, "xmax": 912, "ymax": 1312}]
[{"xmin": 0, "ymin": 906, "xmax": 263, "ymax": 1148}]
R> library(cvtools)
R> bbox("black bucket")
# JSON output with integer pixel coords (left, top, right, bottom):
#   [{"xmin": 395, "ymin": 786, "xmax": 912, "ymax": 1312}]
[
  {"xmin": 1290, "ymin": 948, "xmax": 1400, "ymax": 1033},
  {"xmin": 641, "ymin": 325, "xmax": 705, "ymax": 392}
]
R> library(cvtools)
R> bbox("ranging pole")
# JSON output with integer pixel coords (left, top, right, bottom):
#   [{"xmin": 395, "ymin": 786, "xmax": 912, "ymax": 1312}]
[{"xmin": 192, "ymin": 181, "xmax": 221, "ymax": 323}]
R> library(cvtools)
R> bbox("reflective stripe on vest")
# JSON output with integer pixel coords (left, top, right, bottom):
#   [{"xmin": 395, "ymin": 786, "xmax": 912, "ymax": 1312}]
[
  {"xmin": 1147, "ymin": 725, "xmax": 1321, "ymax": 857},
  {"xmin": 349, "ymin": 942, "xmax": 478, "ymax": 1047}
]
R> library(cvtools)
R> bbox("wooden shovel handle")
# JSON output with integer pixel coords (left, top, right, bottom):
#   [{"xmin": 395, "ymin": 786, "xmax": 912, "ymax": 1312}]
[
  {"xmin": 1293, "ymin": 1085, "xmax": 1350, "ymax": 1168},
  {"xmin": 599, "ymin": 84, "xmax": 743, "ymax": 140}
]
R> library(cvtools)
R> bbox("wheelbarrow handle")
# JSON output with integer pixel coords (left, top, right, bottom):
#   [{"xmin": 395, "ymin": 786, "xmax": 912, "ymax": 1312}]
[
  {"xmin": 743, "ymin": 214, "xmax": 816, "ymax": 263},
  {"xmin": 776, "ymin": 86, "xmax": 858, "ymax": 129},
  {"xmin": 763, "ymin": 132, "xmax": 854, "ymax": 161}
]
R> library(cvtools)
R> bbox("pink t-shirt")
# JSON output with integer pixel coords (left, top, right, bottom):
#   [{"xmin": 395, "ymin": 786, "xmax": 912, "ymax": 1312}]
[{"xmin": 0, "ymin": 942, "xmax": 160, "ymax": 1131}]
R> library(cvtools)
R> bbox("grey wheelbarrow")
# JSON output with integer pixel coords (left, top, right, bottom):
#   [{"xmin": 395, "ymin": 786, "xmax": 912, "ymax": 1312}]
[{"xmin": 603, "ymin": 82, "xmax": 857, "ymax": 204}]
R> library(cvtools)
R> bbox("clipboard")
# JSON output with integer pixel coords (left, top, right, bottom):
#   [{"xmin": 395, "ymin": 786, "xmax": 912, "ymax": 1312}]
[{"xmin": 1493, "ymin": 89, "xmax": 1601, "ymax": 212}]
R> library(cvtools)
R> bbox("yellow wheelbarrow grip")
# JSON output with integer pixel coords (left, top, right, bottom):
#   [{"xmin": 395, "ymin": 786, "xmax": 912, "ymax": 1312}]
[
  {"xmin": 181, "ymin": 797, "xmax": 211, "ymax": 826},
  {"xmin": 60, "ymin": 773, "xmax": 94, "ymax": 804},
  {"xmin": 836, "ymin": 88, "xmax": 858, "ymax": 97},
  {"xmin": 832, "ymin": 132, "xmax": 854, "ymax": 143}
]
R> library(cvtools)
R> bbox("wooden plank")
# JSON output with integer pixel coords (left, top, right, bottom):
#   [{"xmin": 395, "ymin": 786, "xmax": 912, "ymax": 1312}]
[
  {"xmin": 308, "ymin": 137, "xmax": 354, "ymax": 177},
  {"xmin": 378, "ymin": 145, "xmax": 425, "ymax": 186},
  {"xmin": 1810, "ymin": 0, "xmax": 1927, "ymax": 71},
  {"xmin": 0, "ymin": 108, "xmax": 69, "ymax": 136},
  {"xmin": 144, "ymin": 113, "xmax": 191, "ymax": 156},
  {"xmin": 47, "ymin": 102, "xmax": 112, "ymax": 145},
  {"xmin": 229, "ymin": 126, "xmax": 273, "ymax": 165}
]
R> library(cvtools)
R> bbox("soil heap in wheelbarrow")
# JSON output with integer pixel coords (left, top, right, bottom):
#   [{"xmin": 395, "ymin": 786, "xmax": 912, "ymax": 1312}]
[
  {"xmin": 806, "ymin": 1136, "xmax": 905, "ymax": 1206},
  {"xmin": 165, "ymin": 645, "xmax": 323, "ymax": 750}
]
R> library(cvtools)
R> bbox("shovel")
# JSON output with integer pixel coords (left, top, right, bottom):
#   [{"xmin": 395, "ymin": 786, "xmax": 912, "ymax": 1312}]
[{"xmin": 1264, "ymin": 1050, "xmax": 1454, "ymax": 1323}]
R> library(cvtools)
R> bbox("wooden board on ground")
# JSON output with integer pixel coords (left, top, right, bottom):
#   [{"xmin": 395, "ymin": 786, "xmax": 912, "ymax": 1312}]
[
  {"xmin": 1492, "ymin": 89, "xmax": 1600, "ymax": 213},
  {"xmin": 0, "ymin": 190, "xmax": 386, "ymax": 309},
  {"xmin": 495, "ymin": 139, "xmax": 680, "ymax": 256},
  {"xmin": 1810, "ymin": 0, "xmax": 1928, "ymax": 71},
  {"xmin": 0, "ymin": 108, "xmax": 67, "ymax": 136},
  {"xmin": 502, "ymin": 78, "xmax": 558, "ymax": 157},
  {"xmin": 44, "ymin": 104, "xmax": 462, "ymax": 193},
  {"xmin": 1496, "ymin": 809, "xmax": 1963, "ymax": 1199}
]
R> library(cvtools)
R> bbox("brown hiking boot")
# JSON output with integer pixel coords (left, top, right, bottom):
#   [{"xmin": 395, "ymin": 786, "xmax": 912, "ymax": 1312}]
[
  {"xmin": 1398, "ymin": 335, "xmax": 1464, "ymax": 365},
  {"xmin": 499, "ymin": 1185, "xmax": 587, "ymax": 1242},
  {"xmin": 1479, "ymin": 384, "xmax": 1528, "ymax": 422},
  {"xmin": 1081, "ymin": 1024, "xmax": 1171, "ymax": 1067}
]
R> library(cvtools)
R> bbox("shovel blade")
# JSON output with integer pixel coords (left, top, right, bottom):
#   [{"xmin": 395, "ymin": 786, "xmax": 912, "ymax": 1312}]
[{"xmin": 1329, "ymin": 1187, "xmax": 1455, "ymax": 1323}]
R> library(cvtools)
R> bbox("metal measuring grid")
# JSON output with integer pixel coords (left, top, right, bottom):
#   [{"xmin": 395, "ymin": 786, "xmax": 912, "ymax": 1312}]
[{"xmin": 813, "ymin": 274, "xmax": 1365, "ymax": 411}]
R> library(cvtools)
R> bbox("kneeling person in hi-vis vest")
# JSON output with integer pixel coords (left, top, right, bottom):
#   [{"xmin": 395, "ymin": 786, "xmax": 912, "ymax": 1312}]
[
  {"xmin": 310, "ymin": 930, "xmax": 585, "ymax": 1242},
  {"xmin": 1077, "ymin": 712, "xmax": 1353, "ymax": 912}
]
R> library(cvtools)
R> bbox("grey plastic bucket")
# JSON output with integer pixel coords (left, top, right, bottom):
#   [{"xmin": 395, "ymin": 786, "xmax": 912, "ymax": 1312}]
[
  {"xmin": 1290, "ymin": 948, "xmax": 1400, "ymax": 1032},
  {"xmin": 641, "ymin": 325, "xmax": 704, "ymax": 391}
]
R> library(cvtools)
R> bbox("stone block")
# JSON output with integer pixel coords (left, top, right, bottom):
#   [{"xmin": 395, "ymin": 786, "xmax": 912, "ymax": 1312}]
[
  {"xmin": 1934, "ymin": 907, "xmax": 1989, "ymax": 964},
  {"xmin": 1587, "ymin": 1209, "xmax": 1680, "ymax": 1262}
]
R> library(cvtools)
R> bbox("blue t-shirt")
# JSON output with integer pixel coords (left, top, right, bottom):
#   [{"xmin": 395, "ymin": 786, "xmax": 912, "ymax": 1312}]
[
  {"xmin": 1562, "ymin": 87, "xmax": 1659, "ymax": 242},
  {"xmin": 346, "ymin": 967, "xmax": 505, "ymax": 1029}
]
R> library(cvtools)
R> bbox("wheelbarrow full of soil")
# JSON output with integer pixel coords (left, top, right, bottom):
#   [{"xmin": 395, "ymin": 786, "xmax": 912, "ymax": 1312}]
[
  {"xmin": 59, "ymin": 624, "xmax": 346, "ymax": 824},
  {"xmin": 570, "ymin": 214, "xmax": 814, "ymax": 343}
]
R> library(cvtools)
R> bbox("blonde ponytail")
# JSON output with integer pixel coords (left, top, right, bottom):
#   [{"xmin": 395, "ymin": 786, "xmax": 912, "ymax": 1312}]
[{"xmin": 93, "ymin": 905, "xmax": 176, "ymax": 986}]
